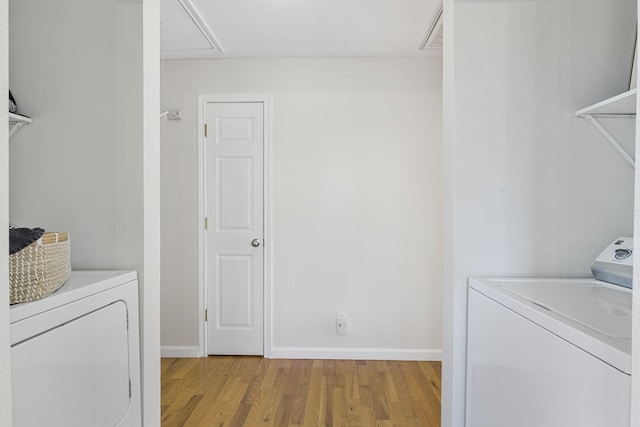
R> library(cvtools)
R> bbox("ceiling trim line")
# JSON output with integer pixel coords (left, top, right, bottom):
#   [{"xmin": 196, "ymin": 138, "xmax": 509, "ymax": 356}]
[{"xmin": 177, "ymin": 0, "xmax": 225, "ymax": 53}]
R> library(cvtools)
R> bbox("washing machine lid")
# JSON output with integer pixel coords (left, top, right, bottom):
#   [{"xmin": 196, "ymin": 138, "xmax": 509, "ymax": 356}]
[{"xmin": 469, "ymin": 277, "xmax": 631, "ymax": 375}]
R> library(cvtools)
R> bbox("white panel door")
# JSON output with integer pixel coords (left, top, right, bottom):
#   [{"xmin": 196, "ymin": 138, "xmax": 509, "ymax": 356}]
[{"xmin": 206, "ymin": 102, "xmax": 264, "ymax": 355}]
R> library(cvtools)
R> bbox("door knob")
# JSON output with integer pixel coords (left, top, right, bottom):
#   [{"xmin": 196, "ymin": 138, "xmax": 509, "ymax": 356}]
[{"xmin": 251, "ymin": 239, "xmax": 261, "ymax": 248}]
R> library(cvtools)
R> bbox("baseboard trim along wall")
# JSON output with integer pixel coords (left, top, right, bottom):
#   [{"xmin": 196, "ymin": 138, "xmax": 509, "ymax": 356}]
[
  {"xmin": 161, "ymin": 346, "xmax": 200, "ymax": 358},
  {"xmin": 161, "ymin": 346, "xmax": 442, "ymax": 360},
  {"xmin": 269, "ymin": 347, "xmax": 442, "ymax": 361}
]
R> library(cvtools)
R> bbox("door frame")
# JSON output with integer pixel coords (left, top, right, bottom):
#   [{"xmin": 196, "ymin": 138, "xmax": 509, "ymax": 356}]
[{"xmin": 197, "ymin": 94, "xmax": 273, "ymax": 357}]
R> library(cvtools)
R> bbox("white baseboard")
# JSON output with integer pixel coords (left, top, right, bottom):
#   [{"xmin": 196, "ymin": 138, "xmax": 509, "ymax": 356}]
[
  {"xmin": 268, "ymin": 347, "xmax": 441, "ymax": 361},
  {"xmin": 161, "ymin": 345, "xmax": 200, "ymax": 358},
  {"xmin": 160, "ymin": 345, "xmax": 442, "ymax": 361}
]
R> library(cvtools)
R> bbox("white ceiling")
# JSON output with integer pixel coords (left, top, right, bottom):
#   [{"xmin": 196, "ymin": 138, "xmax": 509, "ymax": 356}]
[{"xmin": 161, "ymin": 0, "xmax": 442, "ymax": 59}]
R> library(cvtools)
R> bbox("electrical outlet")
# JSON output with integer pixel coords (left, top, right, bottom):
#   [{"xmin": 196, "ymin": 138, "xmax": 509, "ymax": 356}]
[
  {"xmin": 336, "ymin": 318, "xmax": 348, "ymax": 335},
  {"xmin": 336, "ymin": 311, "xmax": 348, "ymax": 320}
]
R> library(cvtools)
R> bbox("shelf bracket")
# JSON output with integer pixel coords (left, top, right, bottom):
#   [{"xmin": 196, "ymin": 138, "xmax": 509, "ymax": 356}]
[
  {"xmin": 9, "ymin": 113, "xmax": 33, "ymax": 139},
  {"xmin": 9, "ymin": 121, "xmax": 26, "ymax": 138},
  {"xmin": 580, "ymin": 114, "xmax": 635, "ymax": 168}
]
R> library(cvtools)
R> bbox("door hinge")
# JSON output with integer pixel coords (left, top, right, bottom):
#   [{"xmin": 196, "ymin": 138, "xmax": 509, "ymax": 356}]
[
  {"xmin": 205, "ymin": 217, "xmax": 208, "ymax": 230},
  {"xmin": 204, "ymin": 123, "xmax": 207, "ymax": 138},
  {"xmin": 205, "ymin": 309, "xmax": 208, "ymax": 322},
  {"xmin": 129, "ymin": 379, "xmax": 132, "ymax": 398}
]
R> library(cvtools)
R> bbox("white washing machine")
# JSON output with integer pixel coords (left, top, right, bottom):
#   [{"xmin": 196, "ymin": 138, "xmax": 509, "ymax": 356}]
[
  {"xmin": 10, "ymin": 270, "xmax": 141, "ymax": 427},
  {"xmin": 466, "ymin": 277, "xmax": 631, "ymax": 427}
]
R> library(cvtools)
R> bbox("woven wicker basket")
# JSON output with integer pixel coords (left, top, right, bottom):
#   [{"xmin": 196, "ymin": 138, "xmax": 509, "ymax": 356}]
[{"xmin": 9, "ymin": 231, "xmax": 71, "ymax": 305}]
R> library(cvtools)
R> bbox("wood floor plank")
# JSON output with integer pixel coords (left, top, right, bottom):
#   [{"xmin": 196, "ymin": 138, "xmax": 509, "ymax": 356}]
[
  {"xmin": 161, "ymin": 358, "xmax": 175, "ymax": 376},
  {"xmin": 161, "ymin": 357, "xmax": 441, "ymax": 427},
  {"xmin": 399, "ymin": 362, "xmax": 440, "ymax": 427},
  {"xmin": 259, "ymin": 359, "xmax": 281, "ymax": 391},
  {"xmin": 240, "ymin": 390, "xmax": 271, "ymax": 426},
  {"xmin": 332, "ymin": 386, "xmax": 348, "ymax": 427},
  {"xmin": 181, "ymin": 375, "xmax": 235, "ymax": 427},
  {"xmin": 419, "ymin": 361, "xmax": 442, "ymax": 405},
  {"xmin": 366, "ymin": 360, "xmax": 391, "ymax": 421},
  {"xmin": 162, "ymin": 394, "xmax": 204, "ymax": 427},
  {"xmin": 301, "ymin": 360, "xmax": 324, "ymax": 427},
  {"xmin": 288, "ymin": 360, "xmax": 312, "ymax": 425},
  {"xmin": 387, "ymin": 361, "xmax": 417, "ymax": 419},
  {"xmin": 228, "ymin": 369, "xmax": 263, "ymax": 426},
  {"xmin": 168, "ymin": 357, "xmax": 200, "ymax": 380}
]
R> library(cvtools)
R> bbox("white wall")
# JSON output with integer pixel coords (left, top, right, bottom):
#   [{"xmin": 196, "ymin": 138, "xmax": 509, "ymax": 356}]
[
  {"xmin": 9, "ymin": 0, "xmax": 140, "ymax": 269},
  {"xmin": 0, "ymin": 0, "xmax": 10, "ymax": 422},
  {"xmin": 8, "ymin": 0, "xmax": 161, "ymax": 424},
  {"xmin": 443, "ymin": 0, "xmax": 636, "ymax": 425},
  {"xmin": 160, "ymin": 57, "xmax": 443, "ymax": 358}
]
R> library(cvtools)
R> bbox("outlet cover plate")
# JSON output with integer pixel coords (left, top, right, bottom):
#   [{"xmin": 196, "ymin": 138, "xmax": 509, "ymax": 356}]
[{"xmin": 336, "ymin": 319, "xmax": 348, "ymax": 335}]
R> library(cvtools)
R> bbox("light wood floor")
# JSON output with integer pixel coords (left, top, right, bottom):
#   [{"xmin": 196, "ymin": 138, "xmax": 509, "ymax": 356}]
[{"xmin": 161, "ymin": 357, "xmax": 441, "ymax": 427}]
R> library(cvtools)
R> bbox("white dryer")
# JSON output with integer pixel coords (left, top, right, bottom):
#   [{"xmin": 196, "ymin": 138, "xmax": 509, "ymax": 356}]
[
  {"xmin": 10, "ymin": 271, "xmax": 141, "ymax": 427},
  {"xmin": 466, "ymin": 277, "xmax": 631, "ymax": 427}
]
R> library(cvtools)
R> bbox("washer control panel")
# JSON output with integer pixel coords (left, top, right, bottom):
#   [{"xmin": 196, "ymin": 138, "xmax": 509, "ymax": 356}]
[
  {"xmin": 592, "ymin": 237, "xmax": 633, "ymax": 288},
  {"xmin": 615, "ymin": 248, "xmax": 632, "ymax": 260},
  {"xmin": 597, "ymin": 238, "xmax": 634, "ymax": 266}
]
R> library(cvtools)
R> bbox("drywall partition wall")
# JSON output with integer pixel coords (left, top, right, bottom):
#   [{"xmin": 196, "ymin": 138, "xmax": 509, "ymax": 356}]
[
  {"xmin": 634, "ymin": 1, "xmax": 640, "ymax": 423},
  {"xmin": 441, "ymin": 0, "xmax": 455, "ymax": 425},
  {"xmin": 160, "ymin": 57, "xmax": 443, "ymax": 358},
  {"xmin": 142, "ymin": 1, "xmax": 161, "ymax": 425},
  {"xmin": 0, "ymin": 0, "xmax": 10, "ymax": 422},
  {"xmin": 634, "ymin": 74, "xmax": 640, "ymax": 427},
  {"xmin": 442, "ymin": 0, "xmax": 636, "ymax": 426},
  {"xmin": 8, "ymin": 0, "xmax": 161, "ymax": 425}
]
